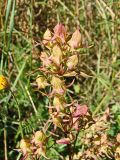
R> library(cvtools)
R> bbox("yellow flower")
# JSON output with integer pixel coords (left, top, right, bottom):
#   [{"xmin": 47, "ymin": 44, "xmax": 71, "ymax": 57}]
[{"xmin": 0, "ymin": 75, "xmax": 9, "ymax": 90}]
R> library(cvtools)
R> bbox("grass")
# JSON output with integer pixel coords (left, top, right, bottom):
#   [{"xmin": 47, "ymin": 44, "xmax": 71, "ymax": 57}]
[{"xmin": 0, "ymin": 0, "xmax": 120, "ymax": 159}]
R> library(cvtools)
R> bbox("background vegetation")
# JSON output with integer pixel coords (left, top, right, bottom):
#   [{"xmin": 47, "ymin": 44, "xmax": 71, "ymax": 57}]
[{"xmin": 0, "ymin": 0, "xmax": 120, "ymax": 159}]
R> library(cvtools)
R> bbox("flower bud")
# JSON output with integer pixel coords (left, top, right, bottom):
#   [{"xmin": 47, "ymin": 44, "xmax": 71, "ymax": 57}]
[
  {"xmin": 20, "ymin": 138, "xmax": 31, "ymax": 155},
  {"xmin": 36, "ymin": 76, "xmax": 49, "ymax": 89},
  {"xmin": 53, "ymin": 96, "xmax": 66, "ymax": 112},
  {"xmin": 51, "ymin": 45, "xmax": 62, "ymax": 65},
  {"xmin": 66, "ymin": 55, "xmax": 78, "ymax": 70},
  {"xmin": 0, "ymin": 75, "xmax": 9, "ymax": 90},
  {"xmin": 68, "ymin": 29, "xmax": 81, "ymax": 49}
]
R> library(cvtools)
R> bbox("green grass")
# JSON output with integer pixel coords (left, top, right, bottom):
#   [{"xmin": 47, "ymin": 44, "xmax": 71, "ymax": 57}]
[{"xmin": 0, "ymin": 0, "xmax": 120, "ymax": 159}]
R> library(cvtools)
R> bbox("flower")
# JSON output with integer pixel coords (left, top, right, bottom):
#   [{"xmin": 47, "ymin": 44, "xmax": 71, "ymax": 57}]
[
  {"xmin": 51, "ymin": 76, "xmax": 66, "ymax": 95},
  {"xmin": 68, "ymin": 29, "xmax": 82, "ymax": 49},
  {"xmin": 0, "ymin": 75, "xmax": 9, "ymax": 90},
  {"xmin": 52, "ymin": 23, "xmax": 66, "ymax": 43},
  {"xmin": 53, "ymin": 95, "xmax": 66, "ymax": 112},
  {"xmin": 50, "ymin": 45, "xmax": 62, "ymax": 66},
  {"xmin": 20, "ymin": 138, "xmax": 31, "ymax": 155},
  {"xmin": 66, "ymin": 55, "xmax": 78, "ymax": 70},
  {"xmin": 33, "ymin": 131, "xmax": 46, "ymax": 145},
  {"xmin": 36, "ymin": 76, "xmax": 49, "ymax": 89}
]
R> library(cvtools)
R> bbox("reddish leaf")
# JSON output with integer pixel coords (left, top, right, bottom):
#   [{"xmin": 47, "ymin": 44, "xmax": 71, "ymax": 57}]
[{"xmin": 56, "ymin": 138, "xmax": 70, "ymax": 144}]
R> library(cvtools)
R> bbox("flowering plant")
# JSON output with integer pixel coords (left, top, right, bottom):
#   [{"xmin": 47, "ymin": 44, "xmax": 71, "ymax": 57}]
[{"xmin": 19, "ymin": 24, "xmax": 120, "ymax": 160}]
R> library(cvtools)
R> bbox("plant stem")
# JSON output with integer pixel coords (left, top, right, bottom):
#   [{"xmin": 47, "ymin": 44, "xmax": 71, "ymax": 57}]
[
  {"xmin": 4, "ymin": 128, "xmax": 8, "ymax": 160},
  {"xmin": 10, "ymin": 89, "xmax": 23, "ymax": 138},
  {"xmin": 67, "ymin": 144, "xmax": 72, "ymax": 160}
]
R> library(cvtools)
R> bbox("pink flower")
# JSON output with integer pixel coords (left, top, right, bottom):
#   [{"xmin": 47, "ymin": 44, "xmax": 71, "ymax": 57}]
[
  {"xmin": 56, "ymin": 138, "xmax": 70, "ymax": 144},
  {"xmin": 73, "ymin": 104, "xmax": 88, "ymax": 117},
  {"xmin": 52, "ymin": 24, "xmax": 66, "ymax": 43}
]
